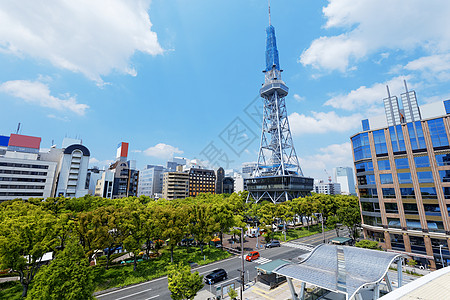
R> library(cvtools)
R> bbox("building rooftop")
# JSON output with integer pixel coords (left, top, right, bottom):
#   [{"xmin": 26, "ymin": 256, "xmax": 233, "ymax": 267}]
[
  {"xmin": 380, "ymin": 266, "xmax": 450, "ymax": 300},
  {"xmin": 273, "ymin": 244, "xmax": 401, "ymax": 300}
]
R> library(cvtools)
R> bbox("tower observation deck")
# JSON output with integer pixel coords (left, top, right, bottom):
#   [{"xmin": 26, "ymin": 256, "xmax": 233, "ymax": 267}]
[{"xmin": 246, "ymin": 8, "xmax": 313, "ymax": 203}]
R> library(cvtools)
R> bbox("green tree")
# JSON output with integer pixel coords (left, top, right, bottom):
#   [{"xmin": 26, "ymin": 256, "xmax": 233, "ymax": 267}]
[
  {"xmin": 355, "ymin": 240, "xmax": 381, "ymax": 250},
  {"xmin": 26, "ymin": 239, "xmax": 94, "ymax": 300},
  {"xmin": 0, "ymin": 202, "xmax": 58, "ymax": 297},
  {"xmin": 121, "ymin": 200, "xmax": 146, "ymax": 271},
  {"xmin": 167, "ymin": 263, "xmax": 203, "ymax": 300},
  {"xmin": 156, "ymin": 201, "xmax": 188, "ymax": 263},
  {"xmin": 336, "ymin": 196, "xmax": 361, "ymax": 240},
  {"xmin": 188, "ymin": 201, "xmax": 215, "ymax": 255},
  {"xmin": 228, "ymin": 286, "xmax": 238, "ymax": 299}
]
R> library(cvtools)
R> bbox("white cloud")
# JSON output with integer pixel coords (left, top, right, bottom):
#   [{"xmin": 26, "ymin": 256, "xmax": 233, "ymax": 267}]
[
  {"xmin": 300, "ymin": 142, "xmax": 353, "ymax": 180},
  {"xmin": 89, "ymin": 158, "xmax": 99, "ymax": 164},
  {"xmin": 300, "ymin": 0, "xmax": 450, "ymax": 72},
  {"xmin": 0, "ymin": 0, "xmax": 163, "ymax": 82},
  {"xmin": 324, "ymin": 76, "xmax": 411, "ymax": 111},
  {"xmin": 289, "ymin": 111, "xmax": 362, "ymax": 135},
  {"xmin": 293, "ymin": 94, "xmax": 305, "ymax": 102},
  {"xmin": 0, "ymin": 80, "xmax": 89, "ymax": 115},
  {"xmin": 47, "ymin": 114, "xmax": 70, "ymax": 122},
  {"xmin": 144, "ymin": 143, "xmax": 183, "ymax": 160},
  {"xmin": 405, "ymin": 54, "xmax": 450, "ymax": 82}
]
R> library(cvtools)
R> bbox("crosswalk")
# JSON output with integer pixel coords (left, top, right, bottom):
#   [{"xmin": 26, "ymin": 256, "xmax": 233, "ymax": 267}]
[
  {"xmin": 282, "ymin": 242, "xmax": 315, "ymax": 251},
  {"xmin": 238, "ymin": 256, "xmax": 272, "ymax": 264}
]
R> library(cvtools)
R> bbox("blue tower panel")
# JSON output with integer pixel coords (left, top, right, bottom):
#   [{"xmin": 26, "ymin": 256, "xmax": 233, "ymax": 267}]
[
  {"xmin": 444, "ymin": 100, "xmax": 450, "ymax": 114},
  {"xmin": 362, "ymin": 119, "xmax": 370, "ymax": 131},
  {"xmin": 0, "ymin": 135, "xmax": 9, "ymax": 147},
  {"xmin": 265, "ymin": 25, "xmax": 280, "ymax": 71}
]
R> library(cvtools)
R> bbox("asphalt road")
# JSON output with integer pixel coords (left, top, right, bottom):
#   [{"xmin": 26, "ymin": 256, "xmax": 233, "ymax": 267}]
[{"xmin": 95, "ymin": 229, "xmax": 343, "ymax": 300}]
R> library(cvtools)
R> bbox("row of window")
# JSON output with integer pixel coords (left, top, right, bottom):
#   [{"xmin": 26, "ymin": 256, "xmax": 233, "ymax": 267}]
[
  {"xmin": 0, "ymin": 185, "xmax": 45, "ymax": 190},
  {"xmin": 363, "ymin": 215, "xmax": 446, "ymax": 232},
  {"xmin": 0, "ymin": 192, "xmax": 44, "ymax": 196},
  {"xmin": 357, "ymin": 154, "xmax": 450, "ymax": 175},
  {"xmin": 361, "ymin": 201, "xmax": 450, "ymax": 216},
  {"xmin": 360, "ymin": 186, "xmax": 450, "ymax": 199},
  {"xmin": 353, "ymin": 117, "xmax": 450, "ymax": 161},
  {"xmin": 0, "ymin": 162, "xmax": 49, "ymax": 169},
  {"xmin": 0, "ymin": 177, "xmax": 46, "ymax": 183},
  {"xmin": 0, "ymin": 170, "xmax": 47, "ymax": 176}
]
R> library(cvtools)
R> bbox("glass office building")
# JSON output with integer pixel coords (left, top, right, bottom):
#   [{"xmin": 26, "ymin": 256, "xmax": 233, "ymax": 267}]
[{"xmin": 352, "ymin": 87, "xmax": 450, "ymax": 270}]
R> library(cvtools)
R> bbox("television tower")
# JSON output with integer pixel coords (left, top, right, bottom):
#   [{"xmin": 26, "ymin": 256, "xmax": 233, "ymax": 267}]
[{"xmin": 246, "ymin": 3, "xmax": 313, "ymax": 203}]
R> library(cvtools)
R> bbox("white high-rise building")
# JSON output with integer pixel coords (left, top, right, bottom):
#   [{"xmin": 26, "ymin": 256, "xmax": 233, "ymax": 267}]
[
  {"xmin": 138, "ymin": 165, "xmax": 165, "ymax": 198},
  {"xmin": 334, "ymin": 166, "xmax": 356, "ymax": 195},
  {"xmin": 314, "ymin": 181, "xmax": 341, "ymax": 195}
]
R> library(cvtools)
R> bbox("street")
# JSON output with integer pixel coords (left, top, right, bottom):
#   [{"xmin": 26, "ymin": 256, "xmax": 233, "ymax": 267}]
[{"xmin": 95, "ymin": 229, "xmax": 342, "ymax": 300}]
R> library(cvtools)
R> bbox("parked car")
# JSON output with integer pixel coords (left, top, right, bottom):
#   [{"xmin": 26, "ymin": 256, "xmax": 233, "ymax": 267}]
[
  {"xmin": 245, "ymin": 251, "xmax": 260, "ymax": 262},
  {"xmin": 265, "ymin": 240, "xmax": 281, "ymax": 248},
  {"xmin": 204, "ymin": 269, "xmax": 228, "ymax": 284}
]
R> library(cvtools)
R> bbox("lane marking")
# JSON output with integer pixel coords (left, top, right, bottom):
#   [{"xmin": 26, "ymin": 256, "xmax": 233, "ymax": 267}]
[
  {"xmin": 144, "ymin": 295, "xmax": 159, "ymax": 300},
  {"xmin": 96, "ymin": 282, "xmax": 152, "ymax": 298},
  {"xmin": 113, "ymin": 288, "xmax": 152, "ymax": 300}
]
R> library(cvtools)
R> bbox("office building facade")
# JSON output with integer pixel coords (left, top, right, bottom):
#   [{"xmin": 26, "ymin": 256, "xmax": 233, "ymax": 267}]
[
  {"xmin": 188, "ymin": 168, "xmax": 215, "ymax": 197},
  {"xmin": 138, "ymin": 165, "xmax": 165, "ymax": 198},
  {"xmin": 162, "ymin": 171, "xmax": 189, "ymax": 200},
  {"xmin": 352, "ymin": 86, "xmax": 450, "ymax": 269},
  {"xmin": 314, "ymin": 181, "xmax": 341, "ymax": 195},
  {"xmin": 334, "ymin": 166, "xmax": 356, "ymax": 195}
]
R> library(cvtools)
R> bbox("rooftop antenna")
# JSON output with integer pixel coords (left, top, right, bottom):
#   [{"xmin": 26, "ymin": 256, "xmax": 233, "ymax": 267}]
[
  {"xmin": 386, "ymin": 85, "xmax": 391, "ymax": 98},
  {"xmin": 268, "ymin": 0, "xmax": 271, "ymax": 25},
  {"xmin": 15, "ymin": 122, "xmax": 21, "ymax": 134},
  {"xmin": 403, "ymin": 79, "xmax": 409, "ymax": 93}
]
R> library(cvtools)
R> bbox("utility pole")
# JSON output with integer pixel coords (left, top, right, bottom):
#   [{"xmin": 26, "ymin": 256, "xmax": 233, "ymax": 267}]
[
  {"xmin": 234, "ymin": 227, "xmax": 245, "ymax": 300},
  {"xmin": 320, "ymin": 213, "xmax": 325, "ymax": 244}
]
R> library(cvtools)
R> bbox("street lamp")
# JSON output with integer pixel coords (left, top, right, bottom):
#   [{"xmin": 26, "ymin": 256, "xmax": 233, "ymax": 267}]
[
  {"xmin": 234, "ymin": 227, "xmax": 245, "ymax": 300},
  {"xmin": 319, "ymin": 213, "xmax": 325, "ymax": 244},
  {"xmin": 439, "ymin": 245, "xmax": 445, "ymax": 268}
]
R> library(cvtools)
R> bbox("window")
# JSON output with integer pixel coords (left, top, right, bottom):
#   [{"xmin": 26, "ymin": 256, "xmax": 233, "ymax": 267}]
[
  {"xmin": 417, "ymin": 171, "xmax": 434, "ymax": 183},
  {"xmin": 414, "ymin": 156, "xmax": 430, "ymax": 168},
  {"xmin": 352, "ymin": 133, "xmax": 372, "ymax": 161},
  {"xmin": 409, "ymin": 236, "xmax": 427, "ymax": 254},
  {"xmin": 398, "ymin": 172, "xmax": 412, "ymax": 184},
  {"xmin": 427, "ymin": 221, "xmax": 445, "ymax": 233},
  {"xmin": 435, "ymin": 153, "xmax": 450, "ymax": 166},
  {"xmin": 384, "ymin": 202, "xmax": 398, "ymax": 213},
  {"xmin": 382, "ymin": 188, "xmax": 396, "ymax": 198},
  {"xmin": 358, "ymin": 174, "xmax": 375, "ymax": 185},
  {"xmin": 355, "ymin": 161, "xmax": 373, "ymax": 173},
  {"xmin": 408, "ymin": 121, "xmax": 426, "ymax": 151},
  {"xmin": 420, "ymin": 187, "xmax": 437, "ymax": 199},
  {"xmin": 380, "ymin": 174, "xmax": 393, "ymax": 184},
  {"xmin": 428, "ymin": 118, "xmax": 449, "ymax": 148},
  {"xmin": 389, "ymin": 125, "xmax": 406, "ymax": 152},
  {"xmin": 363, "ymin": 216, "xmax": 383, "ymax": 227},
  {"xmin": 423, "ymin": 204, "xmax": 441, "ymax": 216},
  {"xmin": 388, "ymin": 218, "xmax": 401, "ymax": 229},
  {"xmin": 390, "ymin": 234, "xmax": 405, "ymax": 251},
  {"xmin": 361, "ymin": 202, "xmax": 378, "ymax": 212},
  {"xmin": 378, "ymin": 160, "xmax": 390, "ymax": 170},
  {"xmin": 443, "ymin": 187, "xmax": 450, "ymax": 199},
  {"xmin": 359, "ymin": 188, "xmax": 378, "ymax": 198},
  {"xmin": 403, "ymin": 203, "xmax": 419, "ymax": 214},
  {"xmin": 400, "ymin": 188, "xmax": 415, "ymax": 199},
  {"xmin": 373, "ymin": 130, "xmax": 388, "ymax": 155},
  {"xmin": 395, "ymin": 158, "xmax": 409, "ymax": 169},
  {"xmin": 438, "ymin": 170, "xmax": 450, "ymax": 182}
]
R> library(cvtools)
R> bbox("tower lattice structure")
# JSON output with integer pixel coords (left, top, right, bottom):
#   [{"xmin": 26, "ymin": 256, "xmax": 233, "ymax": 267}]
[
  {"xmin": 246, "ymin": 7, "xmax": 313, "ymax": 203},
  {"xmin": 254, "ymin": 24, "xmax": 303, "ymax": 178}
]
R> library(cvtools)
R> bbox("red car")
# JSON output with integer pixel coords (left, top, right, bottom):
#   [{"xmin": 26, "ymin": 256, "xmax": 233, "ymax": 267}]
[{"xmin": 245, "ymin": 251, "xmax": 260, "ymax": 262}]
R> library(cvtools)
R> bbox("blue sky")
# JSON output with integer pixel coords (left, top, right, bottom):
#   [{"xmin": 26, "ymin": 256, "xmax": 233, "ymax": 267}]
[{"xmin": 2, "ymin": 0, "xmax": 450, "ymax": 181}]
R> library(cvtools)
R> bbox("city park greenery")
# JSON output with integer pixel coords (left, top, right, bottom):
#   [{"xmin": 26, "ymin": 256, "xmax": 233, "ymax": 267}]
[{"xmin": 0, "ymin": 192, "xmax": 360, "ymax": 299}]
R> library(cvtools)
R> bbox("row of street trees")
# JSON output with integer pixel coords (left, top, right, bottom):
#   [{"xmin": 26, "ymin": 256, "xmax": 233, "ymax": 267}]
[{"xmin": 0, "ymin": 192, "xmax": 360, "ymax": 298}]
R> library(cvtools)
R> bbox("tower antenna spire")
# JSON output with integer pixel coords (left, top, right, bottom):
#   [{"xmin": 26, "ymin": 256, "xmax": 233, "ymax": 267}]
[{"xmin": 268, "ymin": 0, "xmax": 271, "ymax": 25}]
